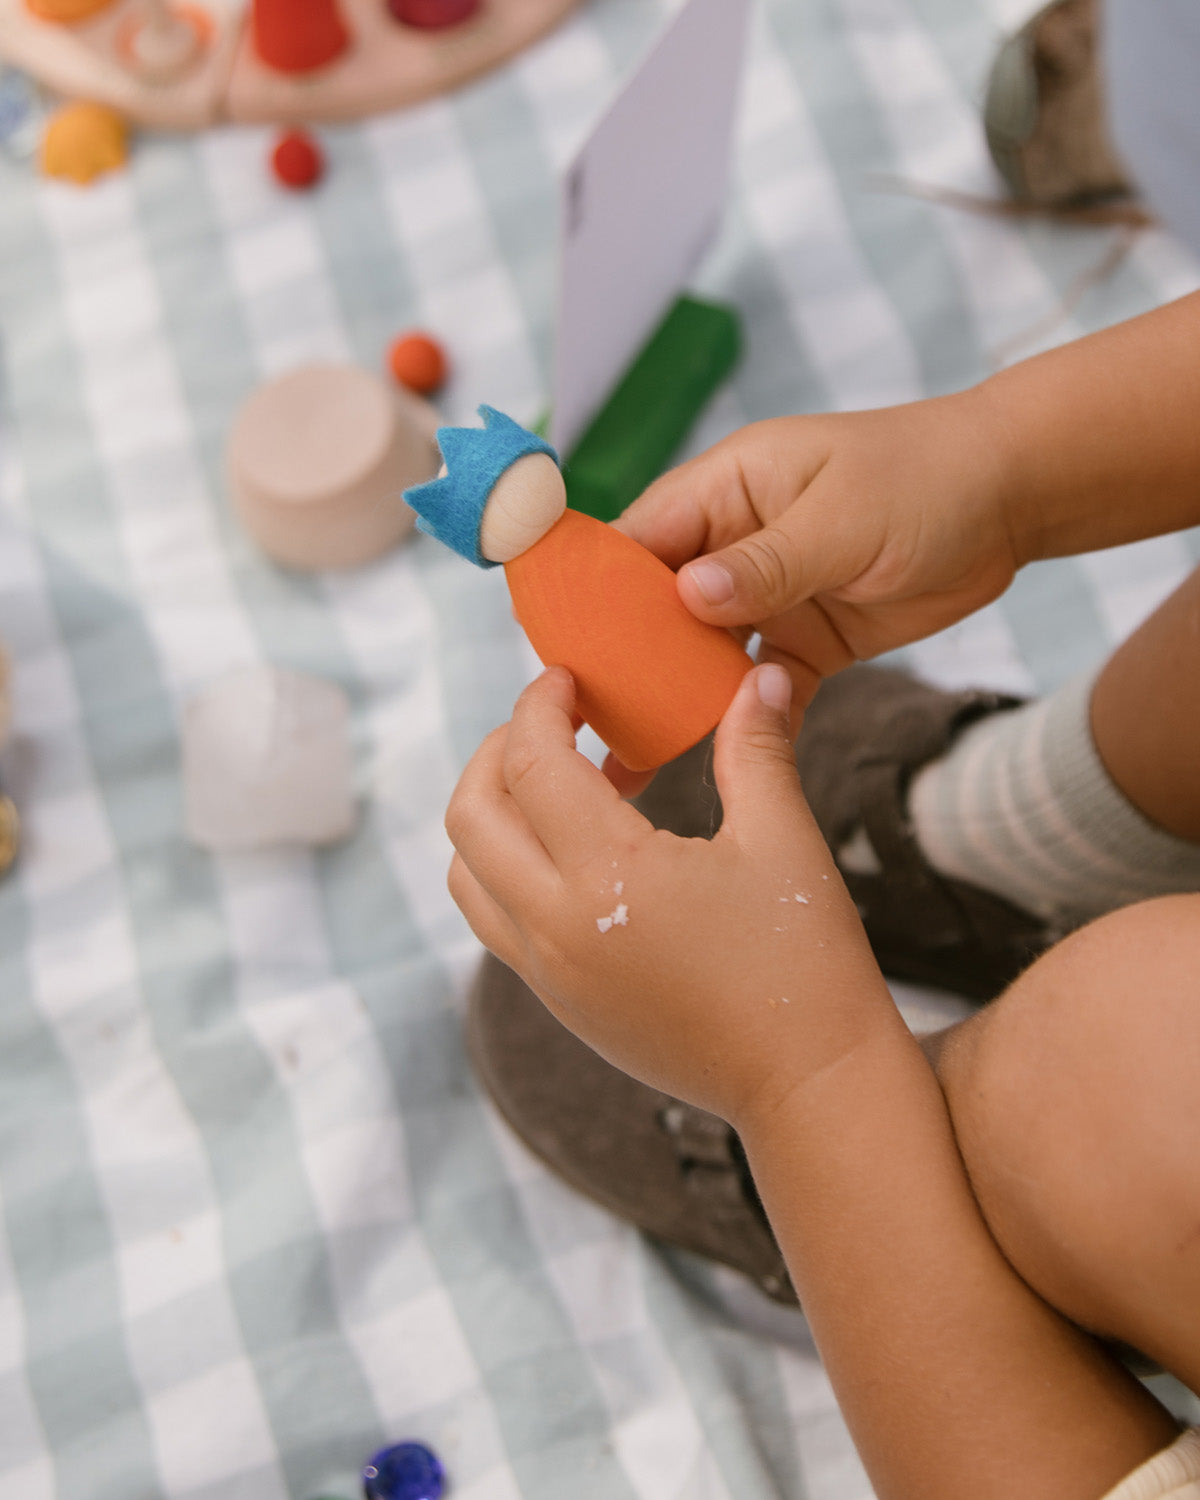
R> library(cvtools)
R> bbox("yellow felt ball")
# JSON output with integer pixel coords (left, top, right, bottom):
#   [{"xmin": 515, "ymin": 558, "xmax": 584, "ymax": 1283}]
[
  {"xmin": 24, "ymin": 0, "xmax": 118, "ymax": 21},
  {"xmin": 40, "ymin": 103, "xmax": 129, "ymax": 186}
]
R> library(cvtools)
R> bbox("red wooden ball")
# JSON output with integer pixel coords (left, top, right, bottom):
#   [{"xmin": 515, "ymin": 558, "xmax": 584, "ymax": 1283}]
[
  {"xmin": 387, "ymin": 332, "xmax": 448, "ymax": 395},
  {"xmin": 271, "ymin": 129, "xmax": 324, "ymax": 190}
]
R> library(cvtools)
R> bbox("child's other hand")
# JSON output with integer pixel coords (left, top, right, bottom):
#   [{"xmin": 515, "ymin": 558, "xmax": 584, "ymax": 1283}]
[
  {"xmin": 616, "ymin": 388, "xmax": 1018, "ymax": 706},
  {"xmin": 446, "ymin": 664, "xmax": 893, "ymax": 1130}
]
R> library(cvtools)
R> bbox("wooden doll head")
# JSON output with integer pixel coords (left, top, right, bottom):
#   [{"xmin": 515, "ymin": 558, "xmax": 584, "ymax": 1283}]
[
  {"xmin": 403, "ymin": 406, "xmax": 563, "ymax": 568},
  {"xmin": 478, "ymin": 452, "xmax": 565, "ymax": 563}
]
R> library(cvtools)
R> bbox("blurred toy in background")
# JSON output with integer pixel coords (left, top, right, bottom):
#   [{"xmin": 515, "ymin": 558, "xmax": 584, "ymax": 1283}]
[
  {"xmin": 226, "ymin": 362, "xmax": 440, "ymax": 572},
  {"xmin": 25, "ymin": 0, "xmax": 110, "ymax": 23},
  {"xmin": 0, "ymin": 0, "xmax": 583, "ymax": 135},
  {"xmin": 251, "ymin": 0, "xmax": 347, "ymax": 73},
  {"xmin": 0, "ymin": 645, "xmax": 19, "ymax": 878},
  {"xmin": 404, "ymin": 407, "xmax": 752, "ymax": 773},
  {"xmin": 120, "ymin": 0, "xmax": 205, "ymax": 80},
  {"xmin": 39, "ymin": 96, "xmax": 126, "ymax": 180},
  {"xmin": 182, "ymin": 665, "xmax": 356, "ymax": 852},
  {"xmin": 387, "ymin": 330, "xmax": 448, "ymax": 396},
  {"xmin": 387, "ymin": 0, "xmax": 478, "ymax": 27},
  {"xmin": 0, "ymin": 62, "xmax": 43, "ymax": 156},
  {"xmin": 269, "ymin": 123, "xmax": 323, "ymax": 187},
  {"xmin": 362, "ymin": 1440, "xmax": 446, "ymax": 1500}
]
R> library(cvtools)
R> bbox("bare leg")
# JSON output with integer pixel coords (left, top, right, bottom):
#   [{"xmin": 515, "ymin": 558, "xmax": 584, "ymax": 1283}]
[
  {"xmin": 1091, "ymin": 565, "xmax": 1200, "ymax": 840},
  {"xmin": 929, "ymin": 893, "xmax": 1200, "ymax": 1390}
]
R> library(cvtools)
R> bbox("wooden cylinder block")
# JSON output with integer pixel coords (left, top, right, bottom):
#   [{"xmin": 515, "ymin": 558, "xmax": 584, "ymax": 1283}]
[{"xmin": 228, "ymin": 364, "xmax": 439, "ymax": 572}]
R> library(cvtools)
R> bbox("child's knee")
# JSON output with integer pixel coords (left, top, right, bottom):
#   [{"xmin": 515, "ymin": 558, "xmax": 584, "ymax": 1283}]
[{"xmin": 935, "ymin": 895, "xmax": 1200, "ymax": 1364}]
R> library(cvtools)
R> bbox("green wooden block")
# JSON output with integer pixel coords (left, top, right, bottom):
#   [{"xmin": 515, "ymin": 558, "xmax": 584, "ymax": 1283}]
[{"xmin": 562, "ymin": 295, "xmax": 741, "ymax": 523}]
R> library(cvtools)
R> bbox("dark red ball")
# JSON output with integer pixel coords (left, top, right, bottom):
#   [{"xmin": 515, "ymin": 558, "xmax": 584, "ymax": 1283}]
[
  {"xmin": 388, "ymin": 0, "xmax": 480, "ymax": 28},
  {"xmin": 271, "ymin": 129, "xmax": 323, "ymax": 190}
]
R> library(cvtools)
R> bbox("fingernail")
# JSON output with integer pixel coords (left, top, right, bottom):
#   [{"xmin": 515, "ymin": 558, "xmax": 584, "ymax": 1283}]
[
  {"xmin": 686, "ymin": 559, "xmax": 734, "ymax": 606},
  {"xmin": 756, "ymin": 663, "xmax": 792, "ymax": 713}
]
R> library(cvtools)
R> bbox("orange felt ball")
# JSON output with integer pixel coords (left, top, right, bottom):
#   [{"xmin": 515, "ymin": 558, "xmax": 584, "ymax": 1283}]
[
  {"xmin": 505, "ymin": 508, "xmax": 753, "ymax": 772},
  {"xmin": 271, "ymin": 129, "xmax": 323, "ymax": 189},
  {"xmin": 388, "ymin": 332, "xmax": 448, "ymax": 395}
]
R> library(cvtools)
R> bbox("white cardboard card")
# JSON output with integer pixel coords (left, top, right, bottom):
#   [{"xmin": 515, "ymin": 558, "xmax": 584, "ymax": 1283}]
[{"xmin": 549, "ymin": 0, "xmax": 752, "ymax": 455}]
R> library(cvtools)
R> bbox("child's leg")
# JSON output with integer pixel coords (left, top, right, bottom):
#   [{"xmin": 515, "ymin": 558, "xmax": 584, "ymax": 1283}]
[
  {"xmin": 1091, "ymin": 564, "xmax": 1200, "ymax": 840},
  {"xmin": 928, "ymin": 892, "xmax": 1200, "ymax": 1390},
  {"xmin": 903, "ymin": 565, "xmax": 1200, "ymax": 928}
]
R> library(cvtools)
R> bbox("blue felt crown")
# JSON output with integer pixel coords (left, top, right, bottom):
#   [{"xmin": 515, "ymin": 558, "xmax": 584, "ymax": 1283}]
[{"xmin": 403, "ymin": 405, "xmax": 559, "ymax": 568}]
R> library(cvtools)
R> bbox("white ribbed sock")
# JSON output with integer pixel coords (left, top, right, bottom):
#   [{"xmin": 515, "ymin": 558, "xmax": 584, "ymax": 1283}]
[{"xmin": 900, "ymin": 671, "xmax": 1200, "ymax": 928}]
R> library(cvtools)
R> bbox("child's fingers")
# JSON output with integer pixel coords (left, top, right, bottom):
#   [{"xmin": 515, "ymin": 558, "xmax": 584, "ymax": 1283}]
[
  {"xmin": 503, "ymin": 669, "xmax": 645, "ymax": 868},
  {"xmin": 446, "ymin": 724, "xmax": 558, "ymax": 900},
  {"xmin": 713, "ymin": 665, "xmax": 815, "ymax": 851},
  {"xmin": 753, "ymin": 638, "xmax": 822, "ymax": 730},
  {"xmin": 613, "ymin": 452, "xmax": 721, "ymax": 567},
  {"xmin": 753, "ymin": 602, "xmax": 856, "ymax": 699},
  {"xmin": 448, "ymin": 853, "xmax": 526, "ymax": 971}
]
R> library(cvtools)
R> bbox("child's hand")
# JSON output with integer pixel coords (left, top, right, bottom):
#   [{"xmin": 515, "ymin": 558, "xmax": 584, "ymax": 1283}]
[
  {"xmin": 617, "ymin": 388, "xmax": 1019, "ymax": 706},
  {"xmin": 446, "ymin": 663, "xmax": 894, "ymax": 1130}
]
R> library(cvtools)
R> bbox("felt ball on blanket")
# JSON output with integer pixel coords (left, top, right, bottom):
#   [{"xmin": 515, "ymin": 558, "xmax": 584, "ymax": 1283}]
[
  {"xmin": 271, "ymin": 127, "xmax": 323, "ymax": 189},
  {"xmin": 362, "ymin": 1441, "xmax": 446, "ymax": 1500},
  {"xmin": 40, "ymin": 102, "xmax": 129, "ymax": 185},
  {"xmin": 387, "ymin": 331, "xmax": 448, "ymax": 395}
]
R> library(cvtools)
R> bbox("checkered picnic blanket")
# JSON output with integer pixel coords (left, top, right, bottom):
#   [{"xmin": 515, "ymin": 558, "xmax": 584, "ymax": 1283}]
[{"xmin": 2, "ymin": 1, "xmax": 1199, "ymax": 1497}]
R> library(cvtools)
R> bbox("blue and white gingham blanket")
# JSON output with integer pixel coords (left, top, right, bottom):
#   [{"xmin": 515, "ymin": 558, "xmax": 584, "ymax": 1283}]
[{"xmin": 2, "ymin": 2, "xmax": 1199, "ymax": 1497}]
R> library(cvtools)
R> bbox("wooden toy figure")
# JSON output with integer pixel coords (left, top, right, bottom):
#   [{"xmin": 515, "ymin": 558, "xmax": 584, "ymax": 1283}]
[
  {"xmin": 404, "ymin": 406, "xmax": 752, "ymax": 772},
  {"xmin": 252, "ymin": 0, "xmax": 349, "ymax": 72}
]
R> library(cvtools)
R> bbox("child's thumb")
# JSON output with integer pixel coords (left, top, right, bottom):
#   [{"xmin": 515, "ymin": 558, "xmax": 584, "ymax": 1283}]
[
  {"xmin": 677, "ymin": 506, "xmax": 839, "ymax": 627},
  {"xmin": 712, "ymin": 665, "xmax": 806, "ymax": 840}
]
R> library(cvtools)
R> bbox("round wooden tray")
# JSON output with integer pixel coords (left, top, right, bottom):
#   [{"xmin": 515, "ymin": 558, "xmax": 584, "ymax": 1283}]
[{"xmin": 0, "ymin": 0, "xmax": 582, "ymax": 130}]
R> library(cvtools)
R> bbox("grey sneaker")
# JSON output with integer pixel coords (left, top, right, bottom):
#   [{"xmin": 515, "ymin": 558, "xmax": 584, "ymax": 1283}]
[
  {"xmin": 797, "ymin": 665, "xmax": 1058, "ymax": 1001},
  {"xmin": 984, "ymin": 0, "xmax": 1131, "ymax": 208}
]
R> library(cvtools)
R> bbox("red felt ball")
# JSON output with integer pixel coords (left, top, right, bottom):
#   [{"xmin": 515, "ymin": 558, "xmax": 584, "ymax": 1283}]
[
  {"xmin": 271, "ymin": 129, "xmax": 323, "ymax": 190},
  {"xmin": 387, "ymin": 332, "xmax": 448, "ymax": 394}
]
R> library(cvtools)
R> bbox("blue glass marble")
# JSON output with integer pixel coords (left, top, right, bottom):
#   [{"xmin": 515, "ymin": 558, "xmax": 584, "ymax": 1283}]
[{"xmin": 362, "ymin": 1441, "xmax": 446, "ymax": 1500}]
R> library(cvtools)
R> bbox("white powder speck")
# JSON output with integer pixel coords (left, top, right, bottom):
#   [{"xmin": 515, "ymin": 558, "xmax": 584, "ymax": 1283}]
[
  {"xmin": 596, "ymin": 901, "xmax": 629, "ymax": 934},
  {"xmin": 794, "ymin": 893, "xmax": 809, "ymax": 904},
  {"xmin": 779, "ymin": 896, "xmax": 789, "ymax": 903},
  {"xmin": 613, "ymin": 881, "xmax": 624, "ymax": 897},
  {"xmin": 822, "ymin": 874, "xmax": 829, "ymax": 880},
  {"xmin": 781, "ymin": 996, "xmax": 790, "ymax": 1005}
]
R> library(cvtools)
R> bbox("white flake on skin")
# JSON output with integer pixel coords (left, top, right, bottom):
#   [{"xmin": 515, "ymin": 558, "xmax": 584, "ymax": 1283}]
[{"xmin": 596, "ymin": 901, "xmax": 629, "ymax": 934}]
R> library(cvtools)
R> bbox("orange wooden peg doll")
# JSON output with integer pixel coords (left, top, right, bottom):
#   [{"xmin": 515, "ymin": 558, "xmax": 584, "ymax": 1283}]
[{"xmin": 404, "ymin": 407, "xmax": 752, "ymax": 772}]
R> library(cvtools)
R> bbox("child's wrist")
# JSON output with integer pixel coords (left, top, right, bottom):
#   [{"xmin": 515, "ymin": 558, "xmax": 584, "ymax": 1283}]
[
  {"xmin": 733, "ymin": 1002, "xmax": 923, "ymax": 1168},
  {"xmin": 728, "ymin": 964, "xmax": 905, "ymax": 1142},
  {"xmin": 956, "ymin": 377, "xmax": 1038, "ymax": 569}
]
